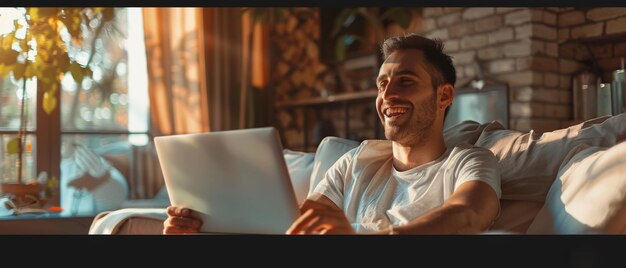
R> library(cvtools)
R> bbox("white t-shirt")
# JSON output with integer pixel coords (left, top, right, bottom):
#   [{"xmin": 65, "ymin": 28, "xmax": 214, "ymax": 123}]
[{"xmin": 312, "ymin": 140, "xmax": 501, "ymax": 233}]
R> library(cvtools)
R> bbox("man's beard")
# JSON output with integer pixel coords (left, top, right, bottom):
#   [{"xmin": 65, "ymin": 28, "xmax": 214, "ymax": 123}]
[{"xmin": 384, "ymin": 92, "xmax": 437, "ymax": 146}]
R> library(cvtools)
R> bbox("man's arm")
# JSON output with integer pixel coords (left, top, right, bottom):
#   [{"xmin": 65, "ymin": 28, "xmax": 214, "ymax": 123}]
[
  {"xmin": 372, "ymin": 180, "xmax": 499, "ymax": 234},
  {"xmin": 286, "ymin": 193, "xmax": 355, "ymax": 234}
]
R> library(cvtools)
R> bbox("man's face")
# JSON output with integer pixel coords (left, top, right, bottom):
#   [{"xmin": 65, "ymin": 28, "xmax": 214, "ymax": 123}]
[{"xmin": 375, "ymin": 49, "xmax": 438, "ymax": 145}]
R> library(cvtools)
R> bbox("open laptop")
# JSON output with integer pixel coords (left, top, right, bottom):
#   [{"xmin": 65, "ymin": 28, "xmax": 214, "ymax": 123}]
[{"xmin": 154, "ymin": 127, "xmax": 300, "ymax": 234}]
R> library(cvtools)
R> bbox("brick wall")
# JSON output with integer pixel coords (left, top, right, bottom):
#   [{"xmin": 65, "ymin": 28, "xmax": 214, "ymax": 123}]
[
  {"xmin": 271, "ymin": 8, "xmax": 626, "ymax": 150},
  {"xmin": 421, "ymin": 7, "xmax": 626, "ymax": 133}
]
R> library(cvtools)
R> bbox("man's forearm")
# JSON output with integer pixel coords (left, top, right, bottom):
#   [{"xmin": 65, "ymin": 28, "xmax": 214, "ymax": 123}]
[{"xmin": 378, "ymin": 204, "xmax": 490, "ymax": 235}]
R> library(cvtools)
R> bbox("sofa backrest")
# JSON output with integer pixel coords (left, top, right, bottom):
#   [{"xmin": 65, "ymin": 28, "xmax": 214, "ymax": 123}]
[
  {"xmin": 526, "ymin": 142, "xmax": 626, "ymax": 234},
  {"xmin": 303, "ymin": 114, "xmax": 626, "ymax": 233}
]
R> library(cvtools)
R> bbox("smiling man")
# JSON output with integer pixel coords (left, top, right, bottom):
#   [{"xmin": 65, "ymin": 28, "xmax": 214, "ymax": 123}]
[
  {"xmin": 163, "ymin": 34, "xmax": 502, "ymax": 235},
  {"xmin": 285, "ymin": 34, "xmax": 502, "ymax": 235}
]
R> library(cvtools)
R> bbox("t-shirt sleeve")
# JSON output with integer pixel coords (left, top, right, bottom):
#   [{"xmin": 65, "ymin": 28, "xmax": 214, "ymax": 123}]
[
  {"xmin": 453, "ymin": 146, "xmax": 502, "ymax": 199},
  {"xmin": 310, "ymin": 147, "xmax": 358, "ymax": 210}
]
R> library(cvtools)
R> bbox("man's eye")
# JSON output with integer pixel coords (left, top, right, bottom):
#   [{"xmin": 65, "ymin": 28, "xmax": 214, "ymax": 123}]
[
  {"xmin": 378, "ymin": 81, "xmax": 387, "ymax": 90},
  {"xmin": 400, "ymin": 79, "xmax": 414, "ymax": 86}
]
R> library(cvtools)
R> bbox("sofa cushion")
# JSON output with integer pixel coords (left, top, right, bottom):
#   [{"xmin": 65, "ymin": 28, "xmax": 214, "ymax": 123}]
[
  {"xmin": 443, "ymin": 120, "xmax": 490, "ymax": 148},
  {"xmin": 283, "ymin": 149, "xmax": 315, "ymax": 205},
  {"xmin": 475, "ymin": 114, "xmax": 626, "ymax": 202},
  {"xmin": 526, "ymin": 141, "xmax": 626, "ymax": 234},
  {"xmin": 308, "ymin": 137, "xmax": 361, "ymax": 198}
]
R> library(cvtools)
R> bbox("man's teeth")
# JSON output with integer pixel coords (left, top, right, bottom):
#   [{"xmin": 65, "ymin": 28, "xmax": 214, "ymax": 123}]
[{"xmin": 385, "ymin": 107, "xmax": 408, "ymax": 117}]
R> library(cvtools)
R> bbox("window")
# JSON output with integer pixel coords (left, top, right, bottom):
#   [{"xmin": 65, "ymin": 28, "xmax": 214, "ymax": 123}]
[{"xmin": 0, "ymin": 8, "xmax": 149, "ymax": 216}]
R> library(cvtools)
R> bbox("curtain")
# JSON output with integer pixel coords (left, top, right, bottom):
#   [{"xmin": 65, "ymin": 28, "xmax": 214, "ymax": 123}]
[
  {"xmin": 135, "ymin": 8, "xmax": 210, "ymax": 199},
  {"xmin": 143, "ymin": 8, "xmax": 209, "ymax": 136},
  {"xmin": 136, "ymin": 8, "xmax": 268, "ymax": 198},
  {"xmin": 203, "ymin": 8, "xmax": 243, "ymax": 131}
]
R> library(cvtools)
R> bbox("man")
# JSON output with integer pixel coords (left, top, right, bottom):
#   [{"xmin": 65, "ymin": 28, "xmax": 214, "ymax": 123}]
[{"xmin": 163, "ymin": 34, "xmax": 501, "ymax": 235}]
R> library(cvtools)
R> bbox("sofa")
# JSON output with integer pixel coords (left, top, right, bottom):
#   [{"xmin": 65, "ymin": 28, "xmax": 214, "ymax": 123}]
[{"xmin": 88, "ymin": 113, "xmax": 626, "ymax": 234}]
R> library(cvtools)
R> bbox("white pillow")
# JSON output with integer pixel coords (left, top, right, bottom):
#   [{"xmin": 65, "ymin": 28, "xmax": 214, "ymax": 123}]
[
  {"xmin": 443, "ymin": 120, "xmax": 490, "ymax": 148},
  {"xmin": 283, "ymin": 149, "xmax": 315, "ymax": 205},
  {"xmin": 475, "ymin": 114, "xmax": 626, "ymax": 202},
  {"xmin": 60, "ymin": 150, "xmax": 129, "ymax": 216},
  {"xmin": 308, "ymin": 137, "xmax": 360, "ymax": 198},
  {"xmin": 526, "ymin": 141, "xmax": 626, "ymax": 234}
]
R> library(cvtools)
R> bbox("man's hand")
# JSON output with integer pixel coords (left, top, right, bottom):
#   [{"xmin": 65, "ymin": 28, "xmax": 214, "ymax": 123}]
[
  {"xmin": 286, "ymin": 199, "xmax": 355, "ymax": 235},
  {"xmin": 163, "ymin": 206, "xmax": 203, "ymax": 234}
]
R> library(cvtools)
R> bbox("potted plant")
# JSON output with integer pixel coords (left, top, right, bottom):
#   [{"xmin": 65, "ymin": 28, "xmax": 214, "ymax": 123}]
[
  {"xmin": 0, "ymin": 7, "xmax": 115, "ymax": 204},
  {"xmin": 331, "ymin": 7, "xmax": 413, "ymax": 62}
]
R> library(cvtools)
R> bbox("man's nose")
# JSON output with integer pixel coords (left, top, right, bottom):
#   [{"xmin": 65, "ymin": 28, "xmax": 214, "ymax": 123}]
[{"xmin": 380, "ymin": 83, "xmax": 400, "ymax": 100}]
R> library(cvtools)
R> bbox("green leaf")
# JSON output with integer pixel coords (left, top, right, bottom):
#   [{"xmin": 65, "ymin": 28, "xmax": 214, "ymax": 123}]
[
  {"xmin": 24, "ymin": 63, "xmax": 37, "ymax": 78},
  {"xmin": 13, "ymin": 20, "xmax": 22, "ymax": 31},
  {"xmin": 0, "ymin": 64, "xmax": 14, "ymax": 77},
  {"xmin": 1, "ymin": 33, "xmax": 15, "ymax": 51},
  {"xmin": 7, "ymin": 138, "xmax": 19, "ymax": 155},
  {"xmin": 380, "ymin": 8, "xmax": 412, "ymax": 29},
  {"xmin": 28, "ymin": 8, "xmax": 59, "ymax": 22},
  {"xmin": 68, "ymin": 62, "xmax": 84, "ymax": 84},
  {"xmin": 42, "ymin": 91, "xmax": 57, "ymax": 115},
  {"xmin": 19, "ymin": 39, "xmax": 29, "ymax": 52},
  {"xmin": 0, "ymin": 49, "xmax": 19, "ymax": 65},
  {"xmin": 12, "ymin": 63, "xmax": 25, "ymax": 80},
  {"xmin": 331, "ymin": 8, "xmax": 357, "ymax": 37}
]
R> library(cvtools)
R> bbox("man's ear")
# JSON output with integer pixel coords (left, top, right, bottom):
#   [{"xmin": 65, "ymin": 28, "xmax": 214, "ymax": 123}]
[{"xmin": 438, "ymin": 84, "xmax": 454, "ymax": 111}]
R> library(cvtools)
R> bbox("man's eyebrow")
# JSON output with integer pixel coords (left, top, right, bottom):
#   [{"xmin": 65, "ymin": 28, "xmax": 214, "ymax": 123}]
[
  {"xmin": 377, "ymin": 70, "xmax": 419, "ymax": 83},
  {"xmin": 376, "ymin": 74, "xmax": 387, "ymax": 84},
  {"xmin": 394, "ymin": 70, "xmax": 419, "ymax": 77}
]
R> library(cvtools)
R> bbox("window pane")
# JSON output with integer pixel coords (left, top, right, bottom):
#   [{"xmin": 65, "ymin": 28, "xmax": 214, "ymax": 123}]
[
  {"xmin": 61, "ymin": 8, "xmax": 149, "ymax": 132},
  {"xmin": 0, "ymin": 134, "xmax": 36, "ymax": 184},
  {"xmin": 60, "ymin": 134, "xmax": 149, "ymax": 216},
  {"xmin": 0, "ymin": 77, "xmax": 37, "ymax": 130}
]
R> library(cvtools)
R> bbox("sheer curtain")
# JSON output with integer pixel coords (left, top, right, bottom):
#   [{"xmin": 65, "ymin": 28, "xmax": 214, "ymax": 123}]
[
  {"xmin": 137, "ymin": 8, "xmax": 267, "ymax": 198},
  {"xmin": 136, "ymin": 8, "xmax": 210, "ymax": 199},
  {"xmin": 143, "ymin": 8, "xmax": 209, "ymax": 136}
]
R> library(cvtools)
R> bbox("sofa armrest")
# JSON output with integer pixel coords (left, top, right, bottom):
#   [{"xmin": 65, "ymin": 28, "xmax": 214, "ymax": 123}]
[{"xmin": 88, "ymin": 208, "xmax": 167, "ymax": 235}]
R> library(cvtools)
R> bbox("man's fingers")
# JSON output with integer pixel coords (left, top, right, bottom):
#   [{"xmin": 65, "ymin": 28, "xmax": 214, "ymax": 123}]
[
  {"xmin": 166, "ymin": 205, "xmax": 190, "ymax": 217},
  {"xmin": 163, "ymin": 226, "xmax": 199, "ymax": 234},
  {"xmin": 287, "ymin": 208, "xmax": 344, "ymax": 234},
  {"xmin": 299, "ymin": 199, "xmax": 336, "ymax": 213},
  {"xmin": 287, "ymin": 208, "xmax": 315, "ymax": 234},
  {"xmin": 166, "ymin": 206, "xmax": 178, "ymax": 216},
  {"xmin": 169, "ymin": 216, "xmax": 202, "ymax": 229}
]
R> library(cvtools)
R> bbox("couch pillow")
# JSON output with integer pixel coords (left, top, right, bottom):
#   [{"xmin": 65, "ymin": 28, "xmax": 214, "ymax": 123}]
[
  {"xmin": 283, "ymin": 149, "xmax": 315, "ymax": 205},
  {"xmin": 308, "ymin": 137, "xmax": 360, "ymax": 198},
  {"xmin": 60, "ymin": 145, "xmax": 129, "ymax": 216},
  {"xmin": 475, "ymin": 114, "xmax": 626, "ymax": 202},
  {"xmin": 526, "ymin": 141, "xmax": 626, "ymax": 234},
  {"xmin": 443, "ymin": 120, "xmax": 490, "ymax": 148}
]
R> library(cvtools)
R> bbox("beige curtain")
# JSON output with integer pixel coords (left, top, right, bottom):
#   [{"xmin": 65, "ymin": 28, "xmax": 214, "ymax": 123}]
[
  {"xmin": 133, "ymin": 8, "xmax": 210, "ymax": 199},
  {"xmin": 143, "ymin": 8, "xmax": 210, "ymax": 136},
  {"xmin": 134, "ymin": 8, "xmax": 267, "ymax": 198},
  {"xmin": 204, "ymin": 8, "xmax": 243, "ymax": 131}
]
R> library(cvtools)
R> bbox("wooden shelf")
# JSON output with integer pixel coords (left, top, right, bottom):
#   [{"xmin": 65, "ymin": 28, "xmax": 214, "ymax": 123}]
[
  {"xmin": 274, "ymin": 89, "xmax": 381, "ymax": 152},
  {"xmin": 274, "ymin": 89, "xmax": 378, "ymax": 108}
]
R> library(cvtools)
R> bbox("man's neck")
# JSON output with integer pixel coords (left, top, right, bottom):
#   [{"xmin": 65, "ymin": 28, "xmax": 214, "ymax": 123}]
[{"xmin": 391, "ymin": 131, "xmax": 447, "ymax": 172}]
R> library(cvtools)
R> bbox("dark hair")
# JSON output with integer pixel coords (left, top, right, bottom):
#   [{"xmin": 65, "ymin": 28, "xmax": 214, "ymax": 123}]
[{"xmin": 381, "ymin": 34, "xmax": 456, "ymax": 118}]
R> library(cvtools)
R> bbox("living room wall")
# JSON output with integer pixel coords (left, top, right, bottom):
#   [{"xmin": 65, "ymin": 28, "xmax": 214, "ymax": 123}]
[{"xmin": 270, "ymin": 7, "xmax": 626, "ymax": 151}]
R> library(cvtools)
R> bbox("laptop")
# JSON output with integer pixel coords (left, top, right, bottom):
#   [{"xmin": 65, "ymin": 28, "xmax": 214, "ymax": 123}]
[{"xmin": 154, "ymin": 127, "xmax": 300, "ymax": 234}]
